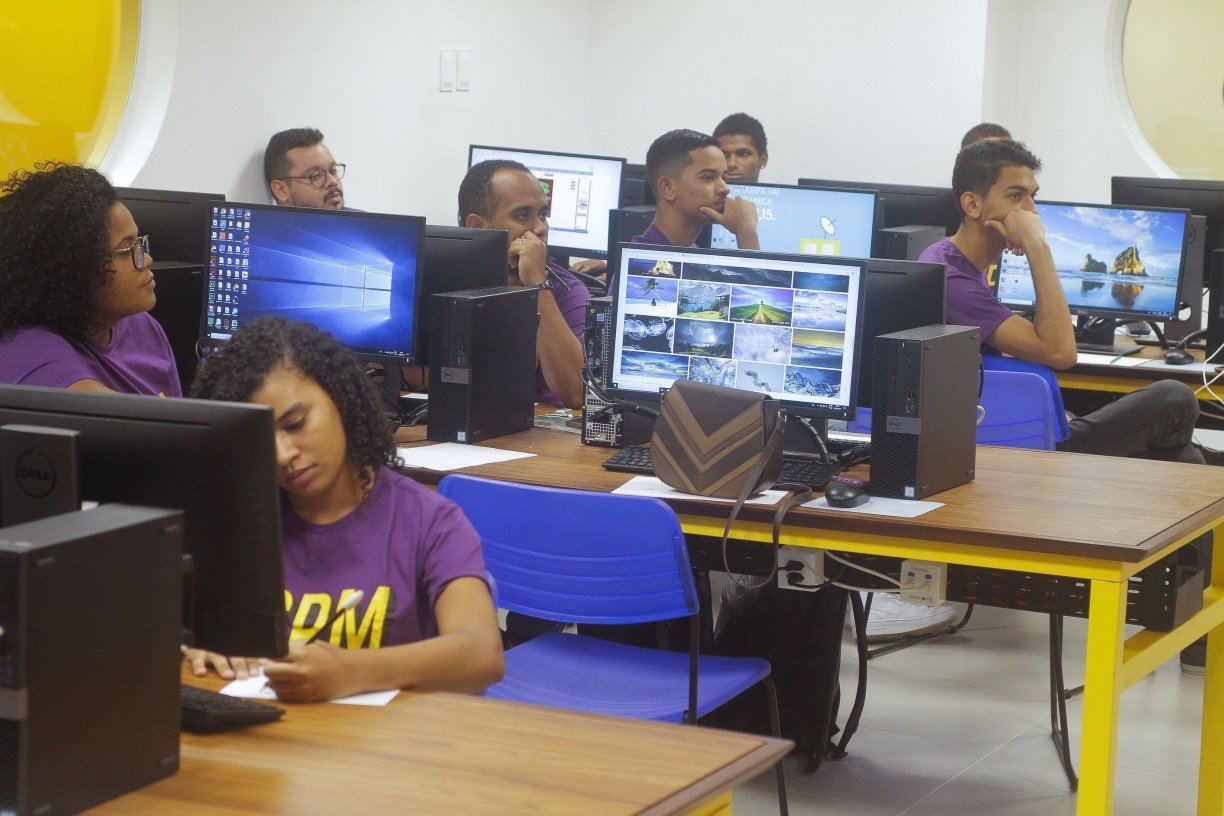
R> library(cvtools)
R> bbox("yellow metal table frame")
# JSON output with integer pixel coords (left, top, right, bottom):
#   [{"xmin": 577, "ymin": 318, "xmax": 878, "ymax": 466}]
[{"xmin": 678, "ymin": 513, "xmax": 1224, "ymax": 816}]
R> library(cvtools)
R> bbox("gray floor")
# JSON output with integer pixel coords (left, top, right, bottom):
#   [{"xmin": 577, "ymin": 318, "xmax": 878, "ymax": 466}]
[{"xmin": 730, "ymin": 603, "xmax": 1206, "ymax": 816}]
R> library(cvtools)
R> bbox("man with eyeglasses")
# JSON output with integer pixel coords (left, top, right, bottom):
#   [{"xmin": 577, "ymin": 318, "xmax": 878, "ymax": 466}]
[{"xmin": 264, "ymin": 127, "xmax": 349, "ymax": 210}]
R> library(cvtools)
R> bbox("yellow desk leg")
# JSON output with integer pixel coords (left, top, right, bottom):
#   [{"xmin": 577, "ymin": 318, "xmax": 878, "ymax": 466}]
[
  {"xmin": 682, "ymin": 791, "xmax": 732, "ymax": 816},
  {"xmin": 1077, "ymin": 579, "xmax": 1127, "ymax": 816},
  {"xmin": 1200, "ymin": 546, "xmax": 1224, "ymax": 816}
]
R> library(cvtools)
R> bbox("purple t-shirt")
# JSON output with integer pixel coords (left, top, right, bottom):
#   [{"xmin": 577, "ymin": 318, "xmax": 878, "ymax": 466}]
[
  {"xmin": 631, "ymin": 222, "xmax": 698, "ymax": 248},
  {"xmin": 0, "ymin": 312, "xmax": 181, "ymax": 396},
  {"xmin": 280, "ymin": 466, "xmax": 487, "ymax": 649},
  {"xmin": 535, "ymin": 260, "xmax": 589, "ymax": 405}
]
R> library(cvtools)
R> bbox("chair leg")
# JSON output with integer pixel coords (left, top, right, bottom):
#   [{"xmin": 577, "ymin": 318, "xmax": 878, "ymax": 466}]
[
  {"xmin": 1048, "ymin": 613, "xmax": 1079, "ymax": 790},
  {"xmin": 866, "ymin": 602, "xmax": 975, "ymax": 660},
  {"xmin": 761, "ymin": 677, "xmax": 789, "ymax": 816}
]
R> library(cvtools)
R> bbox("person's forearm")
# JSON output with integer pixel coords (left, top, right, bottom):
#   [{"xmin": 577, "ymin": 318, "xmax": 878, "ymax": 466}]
[
  {"xmin": 536, "ymin": 292, "xmax": 585, "ymax": 407},
  {"xmin": 350, "ymin": 628, "xmax": 504, "ymax": 695},
  {"xmin": 1027, "ymin": 243, "xmax": 1076, "ymax": 360},
  {"xmin": 735, "ymin": 226, "xmax": 760, "ymax": 251}
]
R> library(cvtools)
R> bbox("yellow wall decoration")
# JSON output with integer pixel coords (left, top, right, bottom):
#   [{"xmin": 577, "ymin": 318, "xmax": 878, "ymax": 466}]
[{"xmin": 0, "ymin": 0, "xmax": 139, "ymax": 179}]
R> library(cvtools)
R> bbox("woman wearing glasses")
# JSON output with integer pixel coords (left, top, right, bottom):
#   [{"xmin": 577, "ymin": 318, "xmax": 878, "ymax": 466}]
[{"xmin": 0, "ymin": 163, "xmax": 180, "ymax": 396}]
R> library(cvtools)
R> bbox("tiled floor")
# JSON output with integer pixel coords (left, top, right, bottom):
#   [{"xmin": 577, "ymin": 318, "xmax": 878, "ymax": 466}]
[{"xmin": 729, "ymin": 603, "xmax": 1206, "ymax": 816}]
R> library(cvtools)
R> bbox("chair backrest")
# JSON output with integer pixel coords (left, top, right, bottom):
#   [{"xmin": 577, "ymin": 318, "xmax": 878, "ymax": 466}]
[
  {"xmin": 847, "ymin": 369, "xmax": 1056, "ymax": 450},
  {"xmin": 438, "ymin": 475, "xmax": 698, "ymax": 625}
]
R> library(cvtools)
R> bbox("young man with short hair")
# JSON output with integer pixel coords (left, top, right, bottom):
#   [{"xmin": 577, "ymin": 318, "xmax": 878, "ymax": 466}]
[
  {"xmin": 634, "ymin": 129, "xmax": 760, "ymax": 249},
  {"xmin": 264, "ymin": 128, "xmax": 348, "ymax": 210},
  {"xmin": 459, "ymin": 159, "xmax": 586, "ymax": 408},
  {"xmin": 960, "ymin": 122, "xmax": 1012, "ymax": 149},
  {"xmin": 713, "ymin": 113, "xmax": 769, "ymax": 184}
]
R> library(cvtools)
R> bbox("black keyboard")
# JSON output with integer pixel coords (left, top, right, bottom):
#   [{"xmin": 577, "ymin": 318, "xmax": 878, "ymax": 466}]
[
  {"xmin": 181, "ymin": 683, "xmax": 285, "ymax": 733},
  {"xmin": 603, "ymin": 444, "xmax": 845, "ymax": 489}
]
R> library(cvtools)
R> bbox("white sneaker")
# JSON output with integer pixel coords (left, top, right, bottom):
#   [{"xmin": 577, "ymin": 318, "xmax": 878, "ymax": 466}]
[{"xmin": 845, "ymin": 592, "xmax": 960, "ymax": 642}]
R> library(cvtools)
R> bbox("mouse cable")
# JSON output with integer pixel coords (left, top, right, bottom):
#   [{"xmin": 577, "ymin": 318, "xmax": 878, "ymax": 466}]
[{"xmin": 824, "ymin": 551, "xmax": 901, "ymax": 587}]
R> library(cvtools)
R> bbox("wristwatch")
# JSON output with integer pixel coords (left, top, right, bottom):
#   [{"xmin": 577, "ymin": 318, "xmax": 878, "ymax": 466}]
[{"xmin": 532, "ymin": 279, "xmax": 552, "ymax": 292}]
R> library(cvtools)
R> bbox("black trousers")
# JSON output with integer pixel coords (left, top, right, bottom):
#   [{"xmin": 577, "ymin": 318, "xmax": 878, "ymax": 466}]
[{"xmin": 1057, "ymin": 380, "xmax": 1203, "ymax": 463}]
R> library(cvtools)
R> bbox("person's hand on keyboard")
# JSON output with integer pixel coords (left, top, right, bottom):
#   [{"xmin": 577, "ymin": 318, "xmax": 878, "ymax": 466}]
[
  {"xmin": 182, "ymin": 645, "xmax": 262, "ymax": 680},
  {"xmin": 262, "ymin": 641, "xmax": 360, "ymax": 703}
]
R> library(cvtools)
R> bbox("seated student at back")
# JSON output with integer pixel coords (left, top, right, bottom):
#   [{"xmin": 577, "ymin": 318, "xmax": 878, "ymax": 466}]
[
  {"xmin": 919, "ymin": 139, "xmax": 1205, "ymax": 462},
  {"xmin": 634, "ymin": 129, "xmax": 760, "ymax": 250},
  {"xmin": 713, "ymin": 113, "xmax": 769, "ymax": 185},
  {"xmin": 186, "ymin": 317, "xmax": 503, "ymax": 701},
  {"xmin": 0, "ymin": 163, "xmax": 179, "ymax": 396}
]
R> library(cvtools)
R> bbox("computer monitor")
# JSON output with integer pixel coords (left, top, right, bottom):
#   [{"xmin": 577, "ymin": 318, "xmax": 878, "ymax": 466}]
[
  {"xmin": 0, "ymin": 384, "xmax": 286, "ymax": 657},
  {"xmin": 855, "ymin": 260, "xmax": 946, "ymax": 408},
  {"xmin": 1112, "ymin": 177, "xmax": 1224, "ymax": 262},
  {"xmin": 996, "ymin": 201, "xmax": 1191, "ymax": 323},
  {"xmin": 710, "ymin": 182, "xmax": 877, "ymax": 258},
  {"xmin": 199, "ymin": 203, "xmax": 425, "ymax": 366},
  {"xmin": 798, "ymin": 177, "xmax": 960, "ymax": 239},
  {"xmin": 622, "ymin": 162, "xmax": 653, "ymax": 207},
  {"xmin": 608, "ymin": 243, "xmax": 866, "ymax": 421},
  {"xmin": 117, "ymin": 187, "xmax": 225, "ymax": 268},
  {"xmin": 468, "ymin": 145, "xmax": 626, "ymax": 259},
  {"xmin": 418, "ymin": 225, "xmax": 509, "ymax": 361}
]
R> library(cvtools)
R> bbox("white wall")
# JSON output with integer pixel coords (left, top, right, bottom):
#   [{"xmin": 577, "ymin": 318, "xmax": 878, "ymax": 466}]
[
  {"xmin": 982, "ymin": 0, "xmax": 1165, "ymax": 205},
  {"xmin": 122, "ymin": 0, "xmax": 991, "ymax": 223}
]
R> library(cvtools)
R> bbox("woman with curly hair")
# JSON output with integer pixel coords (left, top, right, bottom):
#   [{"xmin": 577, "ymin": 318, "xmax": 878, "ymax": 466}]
[
  {"xmin": 186, "ymin": 316, "xmax": 503, "ymax": 702},
  {"xmin": 0, "ymin": 163, "xmax": 179, "ymax": 396}
]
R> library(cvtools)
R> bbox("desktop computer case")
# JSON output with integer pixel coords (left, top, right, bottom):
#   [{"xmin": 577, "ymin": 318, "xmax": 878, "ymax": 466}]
[
  {"xmin": 870, "ymin": 325, "xmax": 979, "ymax": 499},
  {"xmin": 0, "ymin": 505, "xmax": 184, "ymax": 815},
  {"xmin": 1164, "ymin": 214, "xmax": 1207, "ymax": 344},
  {"xmin": 580, "ymin": 297, "xmax": 620, "ymax": 447},
  {"xmin": 427, "ymin": 286, "xmax": 538, "ymax": 444}
]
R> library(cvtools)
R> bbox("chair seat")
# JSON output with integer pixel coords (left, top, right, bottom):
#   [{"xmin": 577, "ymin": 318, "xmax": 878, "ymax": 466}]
[{"xmin": 485, "ymin": 632, "xmax": 772, "ymax": 723}]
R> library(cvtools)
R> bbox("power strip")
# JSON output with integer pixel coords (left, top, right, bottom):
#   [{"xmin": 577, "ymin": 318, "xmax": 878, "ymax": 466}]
[
  {"xmin": 899, "ymin": 559, "xmax": 947, "ymax": 605},
  {"xmin": 779, "ymin": 546, "xmax": 825, "ymax": 592}
]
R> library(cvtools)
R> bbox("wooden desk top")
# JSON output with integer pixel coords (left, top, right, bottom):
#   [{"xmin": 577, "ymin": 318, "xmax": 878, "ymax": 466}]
[
  {"xmin": 1065, "ymin": 338, "xmax": 1212, "ymax": 385},
  {"xmin": 396, "ymin": 425, "xmax": 1224, "ymax": 563},
  {"xmin": 90, "ymin": 673, "xmax": 789, "ymax": 816}
]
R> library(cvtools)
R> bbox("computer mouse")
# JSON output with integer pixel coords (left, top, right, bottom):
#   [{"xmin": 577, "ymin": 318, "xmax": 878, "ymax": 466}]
[
  {"xmin": 1164, "ymin": 348, "xmax": 1194, "ymax": 366},
  {"xmin": 824, "ymin": 482, "xmax": 869, "ymax": 509}
]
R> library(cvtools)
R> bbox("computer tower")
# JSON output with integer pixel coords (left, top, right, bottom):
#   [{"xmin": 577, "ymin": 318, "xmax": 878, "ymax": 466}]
[
  {"xmin": 1164, "ymin": 214, "xmax": 1208, "ymax": 344},
  {"xmin": 580, "ymin": 297, "xmax": 618, "ymax": 447},
  {"xmin": 0, "ymin": 505, "xmax": 184, "ymax": 815},
  {"xmin": 869, "ymin": 325, "xmax": 979, "ymax": 499},
  {"xmin": 427, "ymin": 286, "xmax": 537, "ymax": 444},
  {"xmin": 876, "ymin": 225, "xmax": 946, "ymax": 261},
  {"xmin": 148, "ymin": 261, "xmax": 204, "ymax": 394},
  {"xmin": 1207, "ymin": 250, "xmax": 1224, "ymax": 355}
]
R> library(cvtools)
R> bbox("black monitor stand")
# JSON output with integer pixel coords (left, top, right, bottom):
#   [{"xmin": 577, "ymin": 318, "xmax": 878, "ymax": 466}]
[{"xmin": 1075, "ymin": 316, "xmax": 1142, "ymax": 356}]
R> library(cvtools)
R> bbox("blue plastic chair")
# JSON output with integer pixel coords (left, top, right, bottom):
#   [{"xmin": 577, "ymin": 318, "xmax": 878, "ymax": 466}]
[
  {"xmin": 850, "ymin": 370, "xmax": 1057, "ymax": 450},
  {"xmin": 438, "ymin": 474, "xmax": 789, "ymax": 815}
]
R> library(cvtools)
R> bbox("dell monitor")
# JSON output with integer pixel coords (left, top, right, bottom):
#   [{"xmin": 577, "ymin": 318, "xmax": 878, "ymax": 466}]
[
  {"xmin": 996, "ymin": 201, "xmax": 1191, "ymax": 353},
  {"xmin": 418, "ymin": 225, "xmax": 509, "ymax": 362},
  {"xmin": 0, "ymin": 384, "xmax": 286, "ymax": 657},
  {"xmin": 117, "ymin": 187, "xmax": 225, "ymax": 268},
  {"xmin": 199, "ymin": 203, "xmax": 425, "ymax": 367},
  {"xmin": 855, "ymin": 260, "xmax": 946, "ymax": 408},
  {"xmin": 1112, "ymin": 176, "xmax": 1224, "ymax": 264},
  {"xmin": 710, "ymin": 183, "xmax": 877, "ymax": 260},
  {"xmin": 468, "ymin": 145, "xmax": 626, "ymax": 259},
  {"xmin": 622, "ymin": 162, "xmax": 653, "ymax": 207},
  {"xmin": 608, "ymin": 242, "xmax": 866, "ymax": 422},
  {"xmin": 799, "ymin": 178, "xmax": 960, "ymax": 252}
]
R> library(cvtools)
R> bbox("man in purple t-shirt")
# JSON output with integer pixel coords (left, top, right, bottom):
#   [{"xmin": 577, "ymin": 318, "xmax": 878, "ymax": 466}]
[
  {"xmin": 632, "ymin": 129, "xmax": 761, "ymax": 250},
  {"xmin": 919, "ymin": 138, "xmax": 1203, "ymax": 463},
  {"xmin": 459, "ymin": 160, "xmax": 587, "ymax": 408}
]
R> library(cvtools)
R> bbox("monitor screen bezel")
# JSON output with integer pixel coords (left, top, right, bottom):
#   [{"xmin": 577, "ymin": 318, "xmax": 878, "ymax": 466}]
[
  {"xmin": 995, "ymin": 199, "xmax": 1192, "ymax": 322},
  {"xmin": 711, "ymin": 181, "xmax": 879, "ymax": 258},
  {"xmin": 200, "ymin": 202, "xmax": 427, "ymax": 365},
  {"xmin": 467, "ymin": 144, "xmax": 627, "ymax": 259},
  {"xmin": 607, "ymin": 241, "xmax": 867, "ymax": 422},
  {"xmin": 1112, "ymin": 175, "xmax": 1224, "ymax": 258}
]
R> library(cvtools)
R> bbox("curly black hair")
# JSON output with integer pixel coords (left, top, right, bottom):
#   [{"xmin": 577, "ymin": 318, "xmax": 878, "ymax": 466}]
[
  {"xmin": 190, "ymin": 317, "xmax": 400, "ymax": 494},
  {"xmin": 0, "ymin": 162, "xmax": 118, "ymax": 341}
]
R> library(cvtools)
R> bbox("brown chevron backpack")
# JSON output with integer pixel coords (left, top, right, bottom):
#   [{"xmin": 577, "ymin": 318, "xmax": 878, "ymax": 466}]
[{"xmin": 651, "ymin": 379, "xmax": 813, "ymax": 588}]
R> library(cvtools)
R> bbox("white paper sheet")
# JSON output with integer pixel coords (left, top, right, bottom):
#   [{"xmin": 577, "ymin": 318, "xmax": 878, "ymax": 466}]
[
  {"xmin": 803, "ymin": 496, "xmax": 943, "ymax": 517},
  {"xmin": 1133, "ymin": 358, "xmax": 1219, "ymax": 373},
  {"xmin": 1075, "ymin": 352, "xmax": 1150, "ymax": 367},
  {"xmin": 219, "ymin": 672, "xmax": 400, "ymax": 707},
  {"xmin": 611, "ymin": 476, "xmax": 788, "ymax": 506},
  {"xmin": 396, "ymin": 443, "xmax": 535, "ymax": 471}
]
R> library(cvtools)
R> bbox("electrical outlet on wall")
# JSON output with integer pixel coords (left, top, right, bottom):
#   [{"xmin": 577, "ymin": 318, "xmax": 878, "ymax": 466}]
[
  {"xmin": 899, "ymin": 559, "xmax": 946, "ymax": 605},
  {"xmin": 778, "ymin": 546, "xmax": 824, "ymax": 592}
]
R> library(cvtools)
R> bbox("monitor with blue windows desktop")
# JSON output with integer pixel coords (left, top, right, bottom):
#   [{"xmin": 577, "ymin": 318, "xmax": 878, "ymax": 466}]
[
  {"xmin": 199, "ymin": 203, "xmax": 425, "ymax": 366},
  {"xmin": 710, "ymin": 182, "xmax": 877, "ymax": 259},
  {"xmin": 468, "ymin": 145, "xmax": 626, "ymax": 259},
  {"xmin": 996, "ymin": 201, "xmax": 1191, "ymax": 354},
  {"xmin": 608, "ymin": 243, "xmax": 866, "ymax": 423}
]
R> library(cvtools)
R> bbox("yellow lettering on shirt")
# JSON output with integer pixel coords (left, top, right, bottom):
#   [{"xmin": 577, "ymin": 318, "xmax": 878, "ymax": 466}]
[
  {"xmin": 283, "ymin": 587, "xmax": 392, "ymax": 648},
  {"xmin": 289, "ymin": 593, "xmax": 332, "ymax": 643}
]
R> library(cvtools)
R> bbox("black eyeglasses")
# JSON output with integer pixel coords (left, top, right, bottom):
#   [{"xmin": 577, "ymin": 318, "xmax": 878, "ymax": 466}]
[
  {"xmin": 113, "ymin": 235, "xmax": 150, "ymax": 269},
  {"xmin": 279, "ymin": 163, "xmax": 346, "ymax": 189}
]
